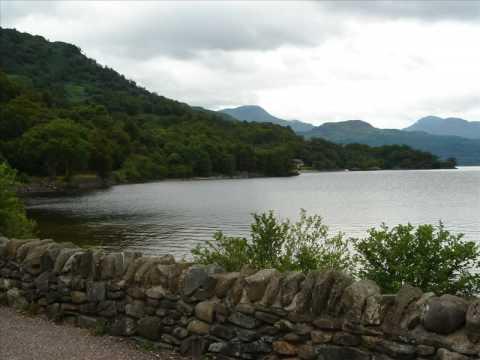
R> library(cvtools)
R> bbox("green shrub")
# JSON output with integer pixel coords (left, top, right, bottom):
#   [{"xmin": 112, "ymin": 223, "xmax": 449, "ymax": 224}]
[
  {"xmin": 354, "ymin": 223, "xmax": 480, "ymax": 296},
  {"xmin": 192, "ymin": 210, "xmax": 354, "ymax": 273},
  {"xmin": 191, "ymin": 232, "xmax": 251, "ymax": 272},
  {"xmin": 0, "ymin": 162, "xmax": 35, "ymax": 238},
  {"xmin": 280, "ymin": 210, "xmax": 354, "ymax": 273}
]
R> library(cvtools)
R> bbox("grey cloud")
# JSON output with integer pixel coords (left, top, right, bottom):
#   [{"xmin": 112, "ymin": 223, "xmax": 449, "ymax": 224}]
[
  {"xmin": 0, "ymin": 1, "xmax": 58, "ymax": 23},
  {"xmin": 3, "ymin": 1, "xmax": 479, "ymax": 64},
  {"xmin": 2, "ymin": 1, "xmax": 338, "ymax": 60},
  {"xmin": 419, "ymin": 95, "xmax": 480, "ymax": 115},
  {"xmin": 321, "ymin": 1, "xmax": 480, "ymax": 21},
  {"xmin": 135, "ymin": 65, "xmax": 260, "ymax": 110},
  {"xmin": 98, "ymin": 3, "xmax": 343, "ymax": 60},
  {"xmin": 3, "ymin": 0, "xmax": 480, "ymax": 128}
]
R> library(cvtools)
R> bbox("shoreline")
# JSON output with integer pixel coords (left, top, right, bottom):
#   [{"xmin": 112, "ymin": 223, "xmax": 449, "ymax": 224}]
[
  {"xmin": 16, "ymin": 172, "xmax": 272, "ymax": 197},
  {"xmin": 17, "ymin": 166, "xmax": 461, "ymax": 197}
]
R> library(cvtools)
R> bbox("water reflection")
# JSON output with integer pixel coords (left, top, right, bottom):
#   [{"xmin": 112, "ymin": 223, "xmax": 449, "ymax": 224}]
[{"xmin": 26, "ymin": 167, "xmax": 480, "ymax": 257}]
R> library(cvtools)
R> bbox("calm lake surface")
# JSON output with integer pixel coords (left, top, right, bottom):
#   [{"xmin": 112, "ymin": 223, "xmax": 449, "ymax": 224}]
[{"xmin": 26, "ymin": 167, "xmax": 480, "ymax": 258}]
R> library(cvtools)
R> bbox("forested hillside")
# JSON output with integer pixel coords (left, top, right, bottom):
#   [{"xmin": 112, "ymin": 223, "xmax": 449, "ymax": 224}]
[{"xmin": 0, "ymin": 28, "xmax": 455, "ymax": 183}]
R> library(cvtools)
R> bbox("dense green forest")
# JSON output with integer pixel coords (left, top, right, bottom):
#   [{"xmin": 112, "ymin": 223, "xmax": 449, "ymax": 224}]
[{"xmin": 0, "ymin": 28, "xmax": 455, "ymax": 184}]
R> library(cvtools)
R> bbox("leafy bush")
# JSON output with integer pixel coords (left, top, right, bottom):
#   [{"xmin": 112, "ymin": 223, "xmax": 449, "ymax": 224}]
[
  {"xmin": 191, "ymin": 232, "xmax": 252, "ymax": 272},
  {"xmin": 192, "ymin": 210, "xmax": 354, "ymax": 273},
  {"xmin": 354, "ymin": 223, "xmax": 480, "ymax": 296},
  {"xmin": 0, "ymin": 162, "xmax": 35, "ymax": 238},
  {"xmin": 282, "ymin": 211, "xmax": 354, "ymax": 273}
]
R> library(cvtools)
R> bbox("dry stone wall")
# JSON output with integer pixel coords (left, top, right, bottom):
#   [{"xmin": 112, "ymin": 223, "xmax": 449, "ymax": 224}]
[{"xmin": 0, "ymin": 236, "xmax": 479, "ymax": 360}]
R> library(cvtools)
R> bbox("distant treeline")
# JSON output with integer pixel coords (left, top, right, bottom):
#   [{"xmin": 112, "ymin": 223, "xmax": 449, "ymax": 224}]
[{"xmin": 0, "ymin": 28, "xmax": 455, "ymax": 182}]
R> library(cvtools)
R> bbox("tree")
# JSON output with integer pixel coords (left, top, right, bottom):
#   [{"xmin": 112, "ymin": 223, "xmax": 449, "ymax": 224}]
[
  {"xmin": 0, "ymin": 95, "xmax": 50, "ymax": 141},
  {"xmin": 0, "ymin": 162, "xmax": 35, "ymax": 238},
  {"xmin": 235, "ymin": 145, "xmax": 256, "ymax": 172},
  {"xmin": 255, "ymin": 147, "xmax": 295, "ymax": 176},
  {"xmin": 192, "ymin": 149, "xmax": 212, "ymax": 177},
  {"xmin": 0, "ymin": 70, "xmax": 20, "ymax": 102},
  {"xmin": 355, "ymin": 223, "xmax": 480, "ymax": 296},
  {"xmin": 217, "ymin": 153, "xmax": 236, "ymax": 176},
  {"xmin": 89, "ymin": 132, "xmax": 113, "ymax": 180},
  {"xmin": 116, "ymin": 154, "xmax": 167, "ymax": 182},
  {"xmin": 20, "ymin": 119, "xmax": 91, "ymax": 179}
]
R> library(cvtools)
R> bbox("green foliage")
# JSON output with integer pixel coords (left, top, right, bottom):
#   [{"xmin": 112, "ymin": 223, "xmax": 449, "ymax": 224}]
[
  {"xmin": 248, "ymin": 211, "xmax": 290, "ymax": 270},
  {"xmin": 354, "ymin": 223, "xmax": 480, "ymax": 296},
  {"xmin": 192, "ymin": 149, "xmax": 212, "ymax": 177},
  {"xmin": 89, "ymin": 132, "xmax": 114, "ymax": 180},
  {"xmin": 20, "ymin": 119, "xmax": 91, "ymax": 179},
  {"xmin": 0, "ymin": 70, "xmax": 20, "ymax": 102},
  {"xmin": 191, "ymin": 232, "xmax": 252, "ymax": 272},
  {"xmin": 192, "ymin": 210, "xmax": 354, "ymax": 273},
  {"xmin": 281, "ymin": 210, "xmax": 354, "ymax": 273},
  {"xmin": 0, "ymin": 162, "xmax": 35, "ymax": 238},
  {"xmin": 300, "ymin": 139, "xmax": 455, "ymax": 171},
  {"xmin": 194, "ymin": 212, "xmax": 479, "ymax": 295},
  {"xmin": 115, "ymin": 154, "xmax": 167, "ymax": 182}
]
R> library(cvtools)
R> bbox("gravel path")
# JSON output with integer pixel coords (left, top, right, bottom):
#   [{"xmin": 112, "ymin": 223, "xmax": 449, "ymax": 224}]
[{"xmin": 0, "ymin": 306, "xmax": 185, "ymax": 360}]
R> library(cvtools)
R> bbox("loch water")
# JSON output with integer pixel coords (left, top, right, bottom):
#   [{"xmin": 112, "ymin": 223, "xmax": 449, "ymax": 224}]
[{"xmin": 26, "ymin": 167, "xmax": 480, "ymax": 257}]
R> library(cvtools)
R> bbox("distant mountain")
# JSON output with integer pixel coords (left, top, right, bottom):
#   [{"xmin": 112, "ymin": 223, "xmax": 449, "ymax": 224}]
[
  {"xmin": 308, "ymin": 120, "xmax": 377, "ymax": 139},
  {"xmin": 219, "ymin": 105, "xmax": 315, "ymax": 133},
  {"xmin": 405, "ymin": 116, "xmax": 480, "ymax": 139},
  {"xmin": 302, "ymin": 120, "xmax": 480, "ymax": 165},
  {"xmin": 191, "ymin": 106, "xmax": 238, "ymax": 122}
]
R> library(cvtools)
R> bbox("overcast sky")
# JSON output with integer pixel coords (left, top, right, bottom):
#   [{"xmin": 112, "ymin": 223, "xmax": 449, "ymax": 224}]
[{"xmin": 2, "ymin": 1, "xmax": 480, "ymax": 128}]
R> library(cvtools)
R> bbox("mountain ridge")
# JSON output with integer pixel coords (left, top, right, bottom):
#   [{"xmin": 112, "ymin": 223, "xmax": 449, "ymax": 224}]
[
  {"xmin": 219, "ymin": 105, "xmax": 315, "ymax": 133},
  {"xmin": 405, "ymin": 115, "xmax": 480, "ymax": 139}
]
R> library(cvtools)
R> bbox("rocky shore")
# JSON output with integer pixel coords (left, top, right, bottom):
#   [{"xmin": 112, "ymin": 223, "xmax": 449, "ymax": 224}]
[
  {"xmin": 16, "ymin": 172, "xmax": 263, "ymax": 197},
  {"xmin": 1, "ymin": 236, "xmax": 479, "ymax": 359},
  {"xmin": 16, "ymin": 176, "xmax": 110, "ymax": 196}
]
